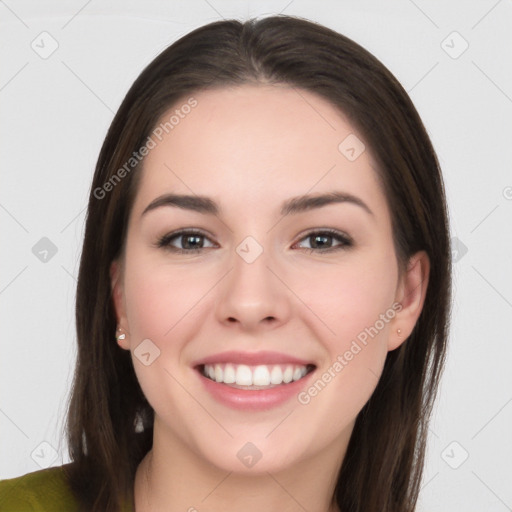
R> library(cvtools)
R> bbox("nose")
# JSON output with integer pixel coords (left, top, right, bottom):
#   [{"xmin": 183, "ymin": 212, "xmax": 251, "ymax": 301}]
[{"xmin": 215, "ymin": 243, "xmax": 292, "ymax": 332}]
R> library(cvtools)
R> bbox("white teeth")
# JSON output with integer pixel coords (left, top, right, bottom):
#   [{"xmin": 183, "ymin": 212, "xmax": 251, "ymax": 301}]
[
  {"xmin": 283, "ymin": 366, "xmax": 294, "ymax": 383},
  {"xmin": 270, "ymin": 365, "xmax": 283, "ymax": 385},
  {"xmin": 292, "ymin": 366, "xmax": 303, "ymax": 381},
  {"xmin": 236, "ymin": 364, "xmax": 253, "ymax": 385},
  {"xmin": 223, "ymin": 363, "xmax": 236, "ymax": 384},
  {"xmin": 202, "ymin": 363, "xmax": 311, "ymax": 387},
  {"xmin": 253, "ymin": 365, "xmax": 270, "ymax": 386}
]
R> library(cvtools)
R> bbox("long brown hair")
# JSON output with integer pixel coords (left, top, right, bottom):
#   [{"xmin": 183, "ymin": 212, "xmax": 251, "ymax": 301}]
[{"xmin": 65, "ymin": 15, "xmax": 451, "ymax": 512}]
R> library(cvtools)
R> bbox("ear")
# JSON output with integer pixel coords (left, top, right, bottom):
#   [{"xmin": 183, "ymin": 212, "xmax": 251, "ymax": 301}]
[
  {"xmin": 110, "ymin": 259, "xmax": 130, "ymax": 350},
  {"xmin": 388, "ymin": 250, "xmax": 430, "ymax": 351}
]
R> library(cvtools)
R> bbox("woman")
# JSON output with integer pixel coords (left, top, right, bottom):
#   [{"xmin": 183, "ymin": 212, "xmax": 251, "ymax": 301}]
[{"xmin": 0, "ymin": 14, "xmax": 451, "ymax": 512}]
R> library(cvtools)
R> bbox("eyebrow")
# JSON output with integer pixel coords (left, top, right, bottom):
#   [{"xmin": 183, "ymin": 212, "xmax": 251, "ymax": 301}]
[{"xmin": 141, "ymin": 191, "xmax": 373, "ymax": 218}]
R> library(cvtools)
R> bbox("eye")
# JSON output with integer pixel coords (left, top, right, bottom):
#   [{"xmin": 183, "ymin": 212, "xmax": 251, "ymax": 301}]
[
  {"xmin": 155, "ymin": 228, "xmax": 352, "ymax": 255},
  {"xmin": 156, "ymin": 229, "xmax": 217, "ymax": 253},
  {"xmin": 293, "ymin": 229, "xmax": 353, "ymax": 253}
]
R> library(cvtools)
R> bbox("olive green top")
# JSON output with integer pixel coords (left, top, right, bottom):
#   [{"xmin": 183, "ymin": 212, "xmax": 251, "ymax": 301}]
[
  {"xmin": 0, "ymin": 464, "xmax": 78, "ymax": 512},
  {"xmin": 0, "ymin": 464, "xmax": 134, "ymax": 512}
]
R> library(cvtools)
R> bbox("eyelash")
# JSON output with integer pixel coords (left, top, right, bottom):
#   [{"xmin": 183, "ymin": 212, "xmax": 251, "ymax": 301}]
[{"xmin": 155, "ymin": 228, "xmax": 353, "ymax": 255}]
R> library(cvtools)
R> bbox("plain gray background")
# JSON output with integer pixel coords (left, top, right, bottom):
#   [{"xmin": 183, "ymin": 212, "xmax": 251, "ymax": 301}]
[{"xmin": 1, "ymin": 1, "xmax": 511, "ymax": 510}]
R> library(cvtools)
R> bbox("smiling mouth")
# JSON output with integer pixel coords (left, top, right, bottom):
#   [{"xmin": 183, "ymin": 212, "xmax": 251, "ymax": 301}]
[{"xmin": 197, "ymin": 363, "xmax": 316, "ymax": 389}]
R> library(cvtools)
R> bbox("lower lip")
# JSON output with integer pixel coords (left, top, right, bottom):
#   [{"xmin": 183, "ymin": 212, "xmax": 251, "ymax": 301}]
[{"xmin": 195, "ymin": 367, "xmax": 316, "ymax": 411}]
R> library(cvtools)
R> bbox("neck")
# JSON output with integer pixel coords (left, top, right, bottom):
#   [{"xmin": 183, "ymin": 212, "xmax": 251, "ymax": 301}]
[{"xmin": 134, "ymin": 417, "xmax": 348, "ymax": 512}]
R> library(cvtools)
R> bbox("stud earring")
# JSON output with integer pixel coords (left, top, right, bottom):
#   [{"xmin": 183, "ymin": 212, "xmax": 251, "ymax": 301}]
[
  {"xmin": 116, "ymin": 327, "xmax": 126, "ymax": 341},
  {"xmin": 397, "ymin": 329, "xmax": 401, "ymax": 335}
]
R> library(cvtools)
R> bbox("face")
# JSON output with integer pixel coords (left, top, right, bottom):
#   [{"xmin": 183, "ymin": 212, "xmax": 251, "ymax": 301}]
[{"xmin": 111, "ymin": 85, "xmax": 428, "ymax": 474}]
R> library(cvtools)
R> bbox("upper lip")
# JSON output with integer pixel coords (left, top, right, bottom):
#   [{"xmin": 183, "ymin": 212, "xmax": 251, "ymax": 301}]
[{"xmin": 191, "ymin": 350, "xmax": 316, "ymax": 368}]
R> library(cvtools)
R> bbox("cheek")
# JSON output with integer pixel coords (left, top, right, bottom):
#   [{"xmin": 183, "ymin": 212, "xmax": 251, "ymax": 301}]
[
  {"xmin": 294, "ymin": 258, "xmax": 397, "ymax": 436},
  {"xmin": 121, "ymin": 253, "xmax": 209, "ymax": 418},
  {"xmin": 123, "ymin": 253, "xmax": 208, "ymax": 340},
  {"xmin": 313, "ymin": 249, "xmax": 396, "ymax": 315},
  {"xmin": 299, "ymin": 246, "xmax": 398, "ymax": 365},
  {"xmin": 121, "ymin": 249, "xmax": 219, "ymax": 397}
]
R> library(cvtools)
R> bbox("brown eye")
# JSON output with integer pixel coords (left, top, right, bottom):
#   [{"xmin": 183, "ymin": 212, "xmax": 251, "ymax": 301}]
[
  {"xmin": 295, "ymin": 230, "xmax": 352, "ymax": 253},
  {"xmin": 157, "ymin": 230, "xmax": 216, "ymax": 253}
]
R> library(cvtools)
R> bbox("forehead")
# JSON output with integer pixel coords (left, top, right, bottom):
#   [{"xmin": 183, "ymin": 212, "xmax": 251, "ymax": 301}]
[{"xmin": 132, "ymin": 85, "xmax": 387, "ymax": 218}]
